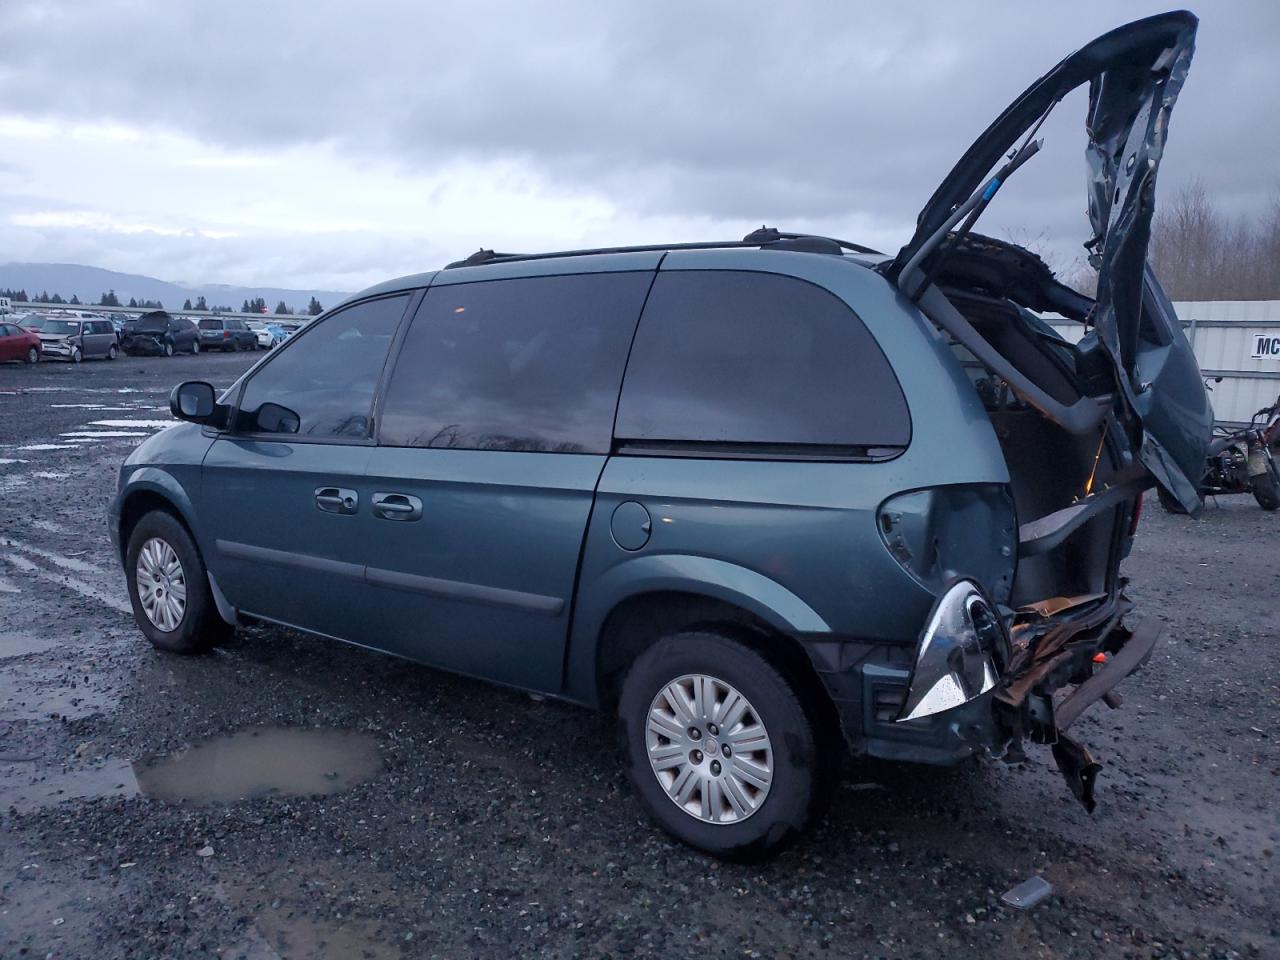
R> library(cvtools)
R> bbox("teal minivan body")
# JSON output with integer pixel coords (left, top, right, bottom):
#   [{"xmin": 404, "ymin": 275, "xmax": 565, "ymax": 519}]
[{"xmin": 111, "ymin": 12, "xmax": 1209, "ymax": 856}]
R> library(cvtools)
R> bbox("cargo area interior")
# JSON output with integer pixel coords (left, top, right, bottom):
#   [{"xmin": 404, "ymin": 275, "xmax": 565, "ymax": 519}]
[{"xmin": 934, "ymin": 250, "xmax": 1125, "ymax": 615}]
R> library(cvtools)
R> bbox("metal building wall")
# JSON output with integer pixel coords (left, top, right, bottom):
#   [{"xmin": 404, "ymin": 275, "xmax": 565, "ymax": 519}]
[{"xmin": 1044, "ymin": 300, "xmax": 1280, "ymax": 427}]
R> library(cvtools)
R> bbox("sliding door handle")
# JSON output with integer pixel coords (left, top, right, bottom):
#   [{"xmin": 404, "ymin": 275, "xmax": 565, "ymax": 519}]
[
  {"xmin": 315, "ymin": 487, "xmax": 358, "ymax": 515},
  {"xmin": 371, "ymin": 492, "xmax": 423, "ymax": 522}
]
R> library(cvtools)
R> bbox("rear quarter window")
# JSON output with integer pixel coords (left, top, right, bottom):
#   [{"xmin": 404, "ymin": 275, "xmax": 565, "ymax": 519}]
[{"xmin": 614, "ymin": 270, "xmax": 910, "ymax": 452}]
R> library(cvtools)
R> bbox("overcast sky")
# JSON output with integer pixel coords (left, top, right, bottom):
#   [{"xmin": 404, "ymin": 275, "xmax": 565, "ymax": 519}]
[{"xmin": 1, "ymin": 1, "xmax": 1276, "ymax": 293}]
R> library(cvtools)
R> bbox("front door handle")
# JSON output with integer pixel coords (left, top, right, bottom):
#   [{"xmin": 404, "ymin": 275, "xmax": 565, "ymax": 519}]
[
  {"xmin": 315, "ymin": 487, "xmax": 359, "ymax": 515},
  {"xmin": 371, "ymin": 492, "xmax": 423, "ymax": 522}
]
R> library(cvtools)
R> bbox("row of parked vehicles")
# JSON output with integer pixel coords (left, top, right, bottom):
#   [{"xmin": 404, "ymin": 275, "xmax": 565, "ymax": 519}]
[{"xmin": 0, "ymin": 310, "xmax": 299, "ymax": 363}]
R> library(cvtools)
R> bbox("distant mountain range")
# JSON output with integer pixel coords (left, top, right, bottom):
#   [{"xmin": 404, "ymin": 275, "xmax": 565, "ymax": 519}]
[{"xmin": 0, "ymin": 262, "xmax": 351, "ymax": 313}]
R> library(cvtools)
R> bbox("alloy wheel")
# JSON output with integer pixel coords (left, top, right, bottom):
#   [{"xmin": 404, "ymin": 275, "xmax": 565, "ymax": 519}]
[
  {"xmin": 135, "ymin": 537, "xmax": 187, "ymax": 632},
  {"xmin": 25, "ymin": 346, "xmax": 38, "ymax": 364},
  {"xmin": 646, "ymin": 674, "xmax": 774, "ymax": 824}
]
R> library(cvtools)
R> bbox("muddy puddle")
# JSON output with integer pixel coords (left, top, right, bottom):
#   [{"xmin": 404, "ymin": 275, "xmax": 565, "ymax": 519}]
[
  {"xmin": 0, "ymin": 728, "xmax": 383, "ymax": 813},
  {"xmin": 133, "ymin": 727, "xmax": 383, "ymax": 804}
]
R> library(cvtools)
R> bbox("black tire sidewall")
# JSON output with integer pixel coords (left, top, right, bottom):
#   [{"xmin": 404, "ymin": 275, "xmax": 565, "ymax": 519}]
[
  {"xmin": 25, "ymin": 347, "xmax": 38, "ymax": 364},
  {"xmin": 125, "ymin": 511, "xmax": 222, "ymax": 653},
  {"xmin": 1251, "ymin": 471, "xmax": 1280, "ymax": 510},
  {"xmin": 619, "ymin": 631, "xmax": 818, "ymax": 859}
]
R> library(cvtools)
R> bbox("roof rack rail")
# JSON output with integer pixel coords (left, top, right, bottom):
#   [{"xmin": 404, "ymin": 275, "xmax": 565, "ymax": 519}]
[{"xmin": 442, "ymin": 228, "xmax": 881, "ymax": 269}]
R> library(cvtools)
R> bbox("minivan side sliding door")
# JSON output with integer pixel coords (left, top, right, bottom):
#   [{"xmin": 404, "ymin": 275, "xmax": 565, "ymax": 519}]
[
  {"xmin": 365, "ymin": 270, "xmax": 653, "ymax": 690},
  {"xmin": 200, "ymin": 293, "xmax": 413, "ymax": 639}
]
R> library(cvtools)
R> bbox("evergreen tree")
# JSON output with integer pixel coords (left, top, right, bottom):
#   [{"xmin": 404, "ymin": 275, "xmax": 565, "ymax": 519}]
[
  {"xmin": 274, "ymin": 300, "xmax": 292, "ymax": 315},
  {"xmin": 50, "ymin": 293, "xmax": 65, "ymax": 304},
  {"xmin": 183, "ymin": 298, "xmax": 193, "ymax": 310},
  {"xmin": 69, "ymin": 294, "xmax": 81, "ymax": 305},
  {"xmin": 194, "ymin": 296, "xmax": 208, "ymax": 311},
  {"xmin": 307, "ymin": 296, "xmax": 323, "ymax": 316},
  {"xmin": 99, "ymin": 289, "xmax": 121, "ymax": 307},
  {"xmin": 128, "ymin": 297, "xmax": 138, "ymax": 308}
]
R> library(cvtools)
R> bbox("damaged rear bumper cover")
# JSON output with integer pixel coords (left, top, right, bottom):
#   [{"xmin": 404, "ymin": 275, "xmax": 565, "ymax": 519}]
[{"xmin": 807, "ymin": 581, "xmax": 1160, "ymax": 811}]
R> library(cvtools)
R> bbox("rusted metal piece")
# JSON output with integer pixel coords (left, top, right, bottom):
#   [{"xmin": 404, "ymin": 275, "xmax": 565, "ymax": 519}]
[
  {"xmin": 1054, "ymin": 617, "xmax": 1161, "ymax": 729},
  {"xmin": 1052, "ymin": 732, "xmax": 1101, "ymax": 813}
]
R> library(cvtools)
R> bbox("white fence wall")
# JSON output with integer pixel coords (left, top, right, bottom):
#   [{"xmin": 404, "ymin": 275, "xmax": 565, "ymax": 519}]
[{"xmin": 1044, "ymin": 300, "xmax": 1280, "ymax": 427}]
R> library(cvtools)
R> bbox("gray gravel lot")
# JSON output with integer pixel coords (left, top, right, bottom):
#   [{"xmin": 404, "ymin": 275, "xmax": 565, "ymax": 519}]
[{"xmin": 1, "ymin": 352, "xmax": 1277, "ymax": 959}]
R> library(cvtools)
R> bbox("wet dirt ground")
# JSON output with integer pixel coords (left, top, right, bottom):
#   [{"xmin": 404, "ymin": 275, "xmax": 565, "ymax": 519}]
[{"xmin": 1, "ymin": 352, "xmax": 1277, "ymax": 959}]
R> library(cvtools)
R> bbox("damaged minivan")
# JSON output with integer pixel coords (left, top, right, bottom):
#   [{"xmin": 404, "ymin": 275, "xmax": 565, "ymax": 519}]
[{"xmin": 112, "ymin": 12, "xmax": 1209, "ymax": 857}]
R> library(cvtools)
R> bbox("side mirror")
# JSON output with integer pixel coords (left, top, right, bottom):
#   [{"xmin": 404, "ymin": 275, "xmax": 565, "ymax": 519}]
[
  {"xmin": 169, "ymin": 381, "xmax": 221, "ymax": 425},
  {"xmin": 254, "ymin": 402, "xmax": 300, "ymax": 434}
]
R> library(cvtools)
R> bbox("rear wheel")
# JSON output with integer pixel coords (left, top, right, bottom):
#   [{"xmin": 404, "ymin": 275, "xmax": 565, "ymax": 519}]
[
  {"xmin": 24, "ymin": 346, "xmax": 38, "ymax": 364},
  {"xmin": 618, "ymin": 630, "xmax": 823, "ymax": 860},
  {"xmin": 1250, "ymin": 463, "xmax": 1280, "ymax": 511},
  {"xmin": 125, "ymin": 510, "xmax": 231, "ymax": 653},
  {"xmin": 192, "ymin": 340, "xmax": 200, "ymax": 354},
  {"xmin": 107, "ymin": 343, "xmax": 118, "ymax": 360}
]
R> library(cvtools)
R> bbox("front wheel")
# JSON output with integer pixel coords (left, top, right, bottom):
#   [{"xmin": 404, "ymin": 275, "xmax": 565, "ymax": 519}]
[
  {"xmin": 1251, "ymin": 463, "xmax": 1280, "ymax": 511},
  {"xmin": 164, "ymin": 340, "xmax": 175, "ymax": 357},
  {"xmin": 24, "ymin": 346, "xmax": 38, "ymax": 364},
  {"xmin": 71, "ymin": 346, "xmax": 83, "ymax": 363},
  {"xmin": 618, "ymin": 630, "xmax": 823, "ymax": 860},
  {"xmin": 125, "ymin": 510, "xmax": 231, "ymax": 653}
]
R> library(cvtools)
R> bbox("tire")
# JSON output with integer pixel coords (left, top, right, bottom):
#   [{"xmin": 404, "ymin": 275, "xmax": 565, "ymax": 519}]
[
  {"xmin": 71, "ymin": 346, "xmax": 82, "ymax": 363},
  {"xmin": 230, "ymin": 338, "xmax": 240, "ymax": 352},
  {"xmin": 1157, "ymin": 486, "xmax": 1189, "ymax": 514},
  {"xmin": 24, "ymin": 346, "xmax": 38, "ymax": 364},
  {"xmin": 107, "ymin": 344, "xmax": 118, "ymax": 360},
  {"xmin": 1250, "ymin": 465, "xmax": 1280, "ymax": 511},
  {"xmin": 192, "ymin": 340, "xmax": 200, "ymax": 354},
  {"xmin": 618, "ymin": 630, "xmax": 823, "ymax": 860},
  {"xmin": 124, "ymin": 510, "xmax": 231, "ymax": 654},
  {"xmin": 164, "ymin": 340, "xmax": 175, "ymax": 357}
]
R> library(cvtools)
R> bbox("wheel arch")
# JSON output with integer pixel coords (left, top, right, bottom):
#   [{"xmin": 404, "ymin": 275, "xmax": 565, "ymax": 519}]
[
  {"xmin": 589, "ymin": 590, "xmax": 840, "ymax": 745},
  {"xmin": 115, "ymin": 471, "xmax": 201, "ymax": 563}
]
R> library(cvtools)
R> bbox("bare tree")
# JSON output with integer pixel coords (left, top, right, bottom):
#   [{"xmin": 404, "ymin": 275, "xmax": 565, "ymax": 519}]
[{"xmin": 1148, "ymin": 180, "xmax": 1280, "ymax": 300}]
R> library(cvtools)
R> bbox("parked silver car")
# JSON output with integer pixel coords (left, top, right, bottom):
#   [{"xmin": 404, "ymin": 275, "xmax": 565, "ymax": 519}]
[{"xmin": 37, "ymin": 317, "xmax": 118, "ymax": 362}]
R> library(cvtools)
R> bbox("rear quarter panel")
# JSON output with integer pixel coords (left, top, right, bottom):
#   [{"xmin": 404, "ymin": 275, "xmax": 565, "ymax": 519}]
[{"xmin": 564, "ymin": 250, "xmax": 1010, "ymax": 703}]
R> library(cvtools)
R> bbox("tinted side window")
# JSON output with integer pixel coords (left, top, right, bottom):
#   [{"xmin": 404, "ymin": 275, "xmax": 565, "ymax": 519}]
[
  {"xmin": 379, "ymin": 272, "xmax": 652, "ymax": 453},
  {"xmin": 237, "ymin": 295, "xmax": 408, "ymax": 438},
  {"xmin": 615, "ymin": 270, "xmax": 910, "ymax": 449}
]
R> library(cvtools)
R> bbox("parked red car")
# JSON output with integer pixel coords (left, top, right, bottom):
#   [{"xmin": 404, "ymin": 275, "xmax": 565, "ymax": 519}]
[{"xmin": 0, "ymin": 321, "xmax": 41, "ymax": 363}]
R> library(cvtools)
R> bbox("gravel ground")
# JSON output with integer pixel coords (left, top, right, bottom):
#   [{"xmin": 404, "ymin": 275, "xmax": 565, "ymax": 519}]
[{"xmin": 1, "ymin": 352, "xmax": 1276, "ymax": 959}]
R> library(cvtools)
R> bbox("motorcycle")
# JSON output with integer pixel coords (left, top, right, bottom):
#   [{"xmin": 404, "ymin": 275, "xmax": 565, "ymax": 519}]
[{"xmin": 1160, "ymin": 385, "xmax": 1280, "ymax": 512}]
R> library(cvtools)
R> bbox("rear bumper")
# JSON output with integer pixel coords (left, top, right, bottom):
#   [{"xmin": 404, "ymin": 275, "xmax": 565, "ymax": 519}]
[
  {"xmin": 807, "ymin": 640, "xmax": 1007, "ymax": 765},
  {"xmin": 806, "ymin": 600, "xmax": 1160, "ymax": 808}
]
